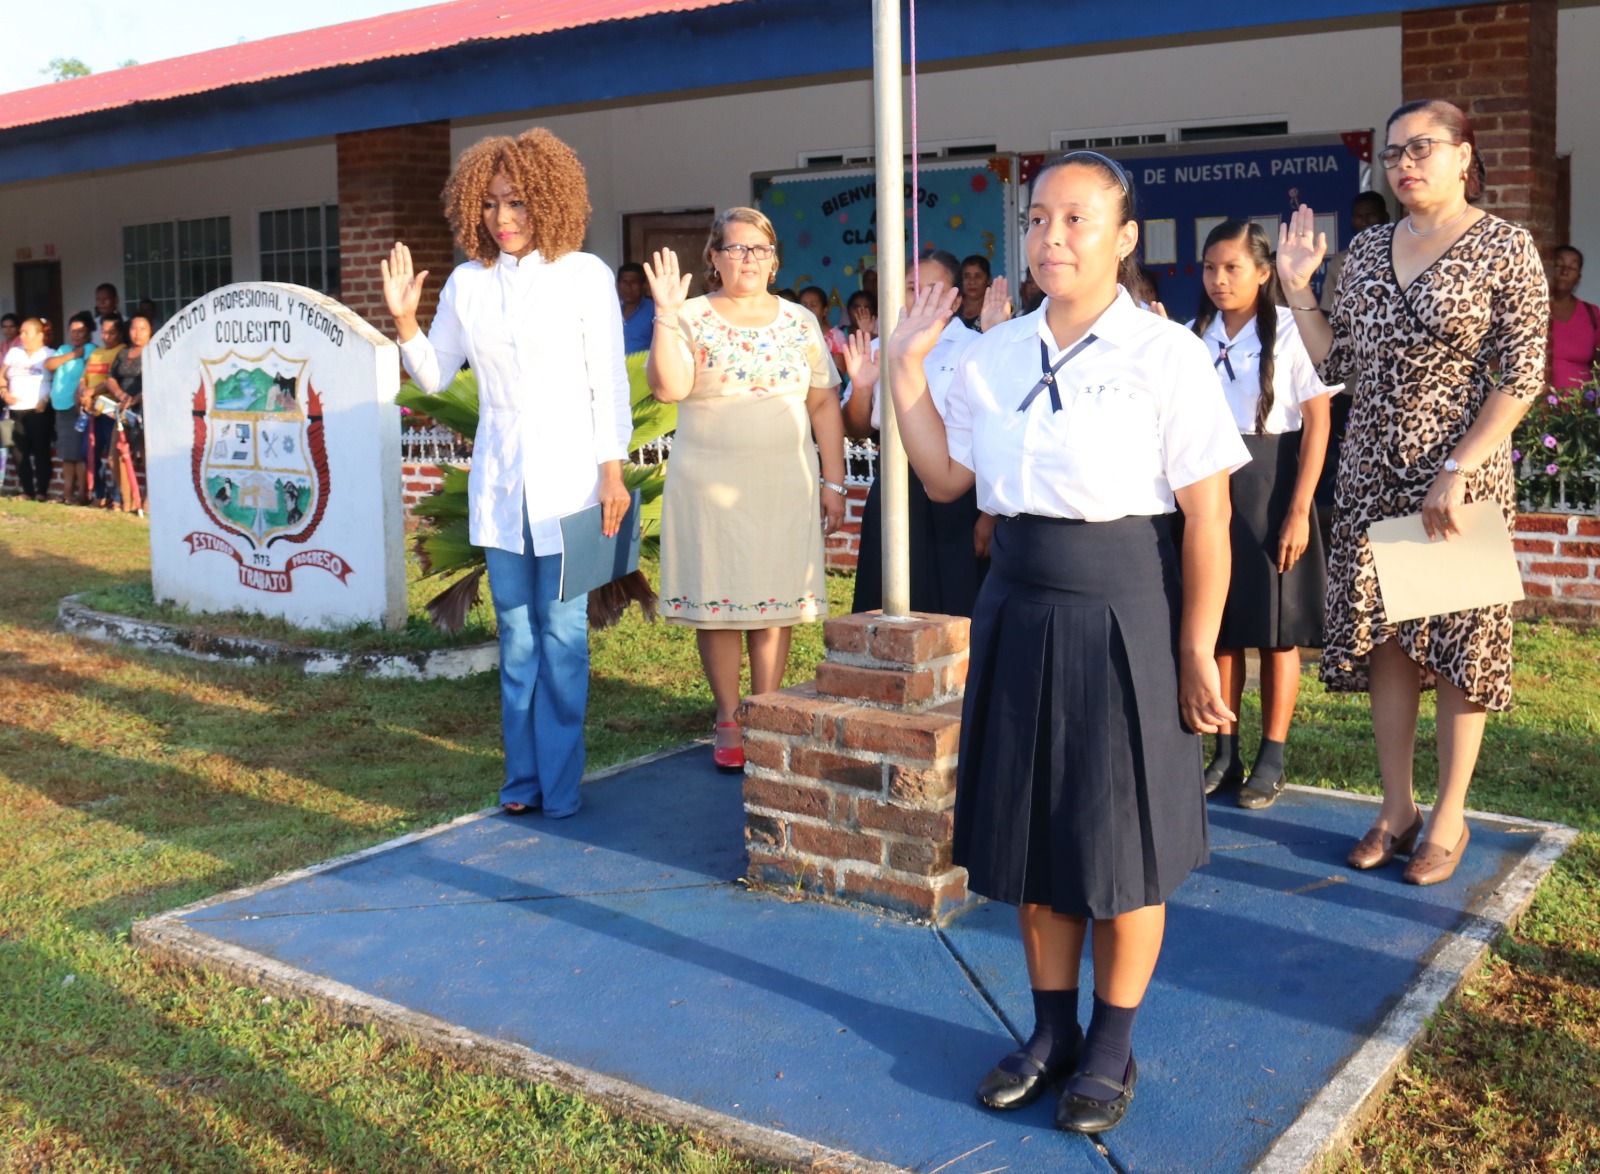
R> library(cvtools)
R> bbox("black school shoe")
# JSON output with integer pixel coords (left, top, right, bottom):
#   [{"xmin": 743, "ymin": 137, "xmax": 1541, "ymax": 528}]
[
  {"xmin": 1237, "ymin": 772, "xmax": 1286, "ymax": 809},
  {"xmin": 1203, "ymin": 759, "xmax": 1245, "ymax": 796},
  {"xmin": 976, "ymin": 1048, "xmax": 1074, "ymax": 1111},
  {"xmin": 1055, "ymin": 1055, "xmax": 1138, "ymax": 1133}
]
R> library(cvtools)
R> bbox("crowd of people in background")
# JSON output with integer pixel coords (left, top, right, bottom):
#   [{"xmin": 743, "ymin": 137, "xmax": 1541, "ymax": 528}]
[{"xmin": 0, "ymin": 281, "xmax": 148, "ymax": 514}]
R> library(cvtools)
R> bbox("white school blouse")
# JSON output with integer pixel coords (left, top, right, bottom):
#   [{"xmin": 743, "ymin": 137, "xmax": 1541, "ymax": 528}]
[
  {"xmin": 1194, "ymin": 312, "xmax": 1336, "ymax": 435},
  {"xmin": 400, "ymin": 250, "xmax": 632, "ymax": 557},
  {"xmin": 943, "ymin": 287, "xmax": 1249, "ymax": 522},
  {"xmin": 853, "ymin": 315, "xmax": 978, "ymax": 429}
]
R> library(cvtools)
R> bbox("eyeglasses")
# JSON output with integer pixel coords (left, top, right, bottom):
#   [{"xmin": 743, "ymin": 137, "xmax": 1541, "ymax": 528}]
[
  {"xmin": 1378, "ymin": 136, "xmax": 1458, "ymax": 169},
  {"xmin": 717, "ymin": 244, "xmax": 776, "ymax": 261}
]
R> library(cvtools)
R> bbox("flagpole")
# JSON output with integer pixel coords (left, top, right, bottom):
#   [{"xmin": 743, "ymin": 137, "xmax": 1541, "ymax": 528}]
[{"xmin": 871, "ymin": 0, "xmax": 909, "ymax": 617}]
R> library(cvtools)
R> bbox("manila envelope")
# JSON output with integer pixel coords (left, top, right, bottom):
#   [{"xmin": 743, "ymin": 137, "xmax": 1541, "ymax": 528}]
[{"xmin": 1367, "ymin": 500, "xmax": 1524, "ymax": 623}]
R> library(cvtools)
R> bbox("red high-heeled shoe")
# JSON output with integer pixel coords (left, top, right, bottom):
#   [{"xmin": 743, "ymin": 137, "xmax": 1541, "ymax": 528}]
[{"xmin": 712, "ymin": 721, "xmax": 745, "ymax": 773}]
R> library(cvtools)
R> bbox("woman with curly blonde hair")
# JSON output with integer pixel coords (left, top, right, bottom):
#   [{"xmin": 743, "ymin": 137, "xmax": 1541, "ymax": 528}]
[{"xmin": 384, "ymin": 128, "xmax": 632, "ymax": 819}]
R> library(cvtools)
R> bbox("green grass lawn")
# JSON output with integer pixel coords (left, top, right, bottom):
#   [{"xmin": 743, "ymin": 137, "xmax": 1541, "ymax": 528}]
[{"xmin": 1, "ymin": 495, "xmax": 1596, "ymax": 1171}]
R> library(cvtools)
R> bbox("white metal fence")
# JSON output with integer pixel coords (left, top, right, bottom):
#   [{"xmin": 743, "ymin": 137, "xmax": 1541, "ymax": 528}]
[{"xmin": 401, "ymin": 427, "xmax": 884, "ymax": 487}]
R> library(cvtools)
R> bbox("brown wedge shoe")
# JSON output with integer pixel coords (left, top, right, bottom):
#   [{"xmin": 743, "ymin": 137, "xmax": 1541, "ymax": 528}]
[
  {"xmin": 1347, "ymin": 807, "xmax": 1424, "ymax": 870},
  {"xmin": 1403, "ymin": 824, "xmax": 1470, "ymax": 886}
]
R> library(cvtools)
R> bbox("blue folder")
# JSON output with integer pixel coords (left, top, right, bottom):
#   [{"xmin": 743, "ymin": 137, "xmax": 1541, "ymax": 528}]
[{"xmin": 557, "ymin": 489, "xmax": 643, "ymax": 602}]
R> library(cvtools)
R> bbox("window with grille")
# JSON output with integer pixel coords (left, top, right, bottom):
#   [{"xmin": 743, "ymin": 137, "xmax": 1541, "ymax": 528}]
[
  {"xmin": 122, "ymin": 216, "xmax": 232, "ymax": 323},
  {"xmin": 259, "ymin": 205, "xmax": 340, "ymax": 296}
]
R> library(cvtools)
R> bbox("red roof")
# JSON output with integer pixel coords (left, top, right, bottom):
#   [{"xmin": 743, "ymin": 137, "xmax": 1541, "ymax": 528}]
[{"xmin": 0, "ymin": 0, "xmax": 747, "ymax": 132}]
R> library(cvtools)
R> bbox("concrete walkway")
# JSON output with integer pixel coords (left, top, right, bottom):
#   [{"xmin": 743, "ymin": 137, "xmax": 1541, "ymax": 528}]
[{"xmin": 133, "ymin": 745, "xmax": 1573, "ymax": 1173}]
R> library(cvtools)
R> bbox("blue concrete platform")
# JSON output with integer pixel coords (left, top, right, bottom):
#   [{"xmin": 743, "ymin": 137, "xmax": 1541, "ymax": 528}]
[{"xmin": 135, "ymin": 746, "xmax": 1571, "ymax": 1173}]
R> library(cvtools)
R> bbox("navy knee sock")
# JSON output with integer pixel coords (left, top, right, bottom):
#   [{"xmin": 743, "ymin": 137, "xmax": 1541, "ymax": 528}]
[
  {"xmin": 1250, "ymin": 738, "xmax": 1286, "ymax": 787},
  {"xmin": 1064, "ymin": 995, "xmax": 1139, "ymax": 1100},
  {"xmin": 998, "ymin": 988, "xmax": 1080, "ymax": 1075}
]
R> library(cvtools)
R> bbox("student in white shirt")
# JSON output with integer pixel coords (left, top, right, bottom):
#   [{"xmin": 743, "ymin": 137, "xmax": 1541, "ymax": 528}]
[
  {"xmin": 887, "ymin": 152, "xmax": 1247, "ymax": 1134},
  {"xmin": 841, "ymin": 247, "xmax": 1009, "ymax": 617},
  {"xmin": 1190, "ymin": 221, "xmax": 1333, "ymax": 810},
  {"xmin": 383, "ymin": 128, "xmax": 632, "ymax": 821}
]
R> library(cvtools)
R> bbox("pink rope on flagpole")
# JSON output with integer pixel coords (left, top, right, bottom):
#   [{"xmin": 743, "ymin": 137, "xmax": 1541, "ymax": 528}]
[{"xmin": 908, "ymin": 0, "xmax": 920, "ymax": 292}]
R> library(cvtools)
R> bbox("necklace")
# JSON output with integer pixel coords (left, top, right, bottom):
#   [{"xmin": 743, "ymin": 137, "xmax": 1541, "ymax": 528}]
[{"xmin": 1404, "ymin": 205, "xmax": 1472, "ymax": 237}]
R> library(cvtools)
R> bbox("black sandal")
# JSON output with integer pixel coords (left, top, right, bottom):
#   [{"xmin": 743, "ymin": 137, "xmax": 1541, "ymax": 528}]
[
  {"xmin": 977, "ymin": 1050, "xmax": 1064, "ymax": 1111},
  {"xmin": 1055, "ymin": 1055, "xmax": 1138, "ymax": 1134},
  {"xmin": 1203, "ymin": 757, "xmax": 1244, "ymax": 795},
  {"xmin": 1237, "ymin": 772, "xmax": 1286, "ymax": 809}
]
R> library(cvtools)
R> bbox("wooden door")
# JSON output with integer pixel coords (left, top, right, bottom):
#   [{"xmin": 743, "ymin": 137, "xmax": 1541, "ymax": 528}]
[
  {"xmin": 13, "ymin": 261, "xmax": 63, "ymax": 338},
  {"xmin": 623, "ymin": 210, "xmax": 715, "ymax": 298}
]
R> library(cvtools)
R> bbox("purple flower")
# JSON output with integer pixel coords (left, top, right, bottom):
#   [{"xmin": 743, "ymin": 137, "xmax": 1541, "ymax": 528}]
[
  {"xmin": 1512, "ymin": 449, "xmax": 1522, "ymax": 461},
  {"xmin": 1547, "ymin": 394, "xmax": 1559, "ymax": 405},
  {"xmin": 1547, "ymin": 463, "xmax": 1560, "ymax": 476},
  {"xmin": 1587, "ymin": 390, "xmax": 1598, "ymax": 402},
  {"xmin": 1543, "ymin": 434, "xmax": 1558, "ymax": 449}
]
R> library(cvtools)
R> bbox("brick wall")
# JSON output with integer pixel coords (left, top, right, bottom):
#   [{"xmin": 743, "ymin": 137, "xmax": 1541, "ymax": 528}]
[
  {"xmin": 1515, "ymin": 513, "xmax": 1600, "ymax": 623},
  {"xmin": 1400, "ymin": 1, "xmax": 1559, "ymax": 252},
  {"xmin": 740, "ymin": 613, "xmax": 973, "ymax": 922},
  {"xmin": 336, "ymin": 123, "xmax": 456, "ymax": 331}
]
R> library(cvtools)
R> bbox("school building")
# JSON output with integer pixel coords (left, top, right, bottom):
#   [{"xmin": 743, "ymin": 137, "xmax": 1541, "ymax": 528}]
[{"xmin": 0, "ymin": 0, "xmax": 1593, "ymax": 333}]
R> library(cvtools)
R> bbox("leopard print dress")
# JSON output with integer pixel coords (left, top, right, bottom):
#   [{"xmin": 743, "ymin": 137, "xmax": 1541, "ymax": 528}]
[{"xmin": 1318, "ymin": 215, "xmax": 1547, "ymax": 712}]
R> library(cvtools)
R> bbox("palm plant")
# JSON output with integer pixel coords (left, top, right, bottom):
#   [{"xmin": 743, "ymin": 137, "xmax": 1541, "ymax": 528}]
[{"xmin": 396, "ymin": 352, "xmax": 674, "ymax": 631}]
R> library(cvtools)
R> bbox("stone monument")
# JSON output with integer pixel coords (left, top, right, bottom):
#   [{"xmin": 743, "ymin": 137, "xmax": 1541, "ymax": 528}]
[{"xmin": 145, "ymin": 282, "xmax": 405, "ymax": 629}]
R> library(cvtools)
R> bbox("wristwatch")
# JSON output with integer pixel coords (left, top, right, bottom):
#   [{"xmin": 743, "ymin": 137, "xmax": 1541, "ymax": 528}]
[
  {"xmin": 820, "ymin": 478, "xmax": 847, "ymax": 496},
  {"xmin": 1443, "ymin": 457, "xmax": 1468, "ymax": 475}
]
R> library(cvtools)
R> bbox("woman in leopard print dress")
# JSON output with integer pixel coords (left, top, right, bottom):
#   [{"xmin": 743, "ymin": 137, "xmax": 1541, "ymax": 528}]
[{"xmin": 1277, "ymin": 99, "xmax": 1547, "ymax": 887}]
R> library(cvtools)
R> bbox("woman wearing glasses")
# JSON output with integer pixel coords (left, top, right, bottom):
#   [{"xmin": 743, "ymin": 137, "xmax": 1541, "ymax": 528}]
[
  {"xmin": 646, "ymin": 208, "xmax": 846, "ymax": 772},
  {"xmin": 887, "ymin": 153, "xmax": 1245, "ymax": 1133},
  {"xmin": 1278, "ymin": 99, "xmax": 1547, "ymax": 885}
]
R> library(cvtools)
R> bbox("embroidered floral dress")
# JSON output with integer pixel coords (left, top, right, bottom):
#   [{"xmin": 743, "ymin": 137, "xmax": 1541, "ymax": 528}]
[{"xmin": 659, "ymin": 295, "xmax": 840, "ymax": 629}]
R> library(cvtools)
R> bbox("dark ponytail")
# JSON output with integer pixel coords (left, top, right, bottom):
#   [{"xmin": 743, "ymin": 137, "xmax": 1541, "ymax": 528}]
[{"xmin": 1193, "ymin": 219, "xmax": 1282, "ymax": 433}]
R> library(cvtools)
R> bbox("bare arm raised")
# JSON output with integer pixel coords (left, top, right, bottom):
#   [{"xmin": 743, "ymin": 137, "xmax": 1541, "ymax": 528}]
[
  {"xmin": 381, "ymin": 242, "xmax": 429, "ymax": 344},
  {"xmin": 644, "ymin": 247, "xmax": 695, "ymax": 403},
  {"xmin": 883, "ymin": 281, "xmax": 976, "ymax": 502},
  {"xmin": 839, "ymin": 330, "xmax": 879, "ymax": 439},
  {"xmin": 1276, "ymin": 206, "xmax": 1333, "ymax": 365}
]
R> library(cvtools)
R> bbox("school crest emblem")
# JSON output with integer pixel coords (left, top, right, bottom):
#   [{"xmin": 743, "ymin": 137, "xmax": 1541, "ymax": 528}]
[{"xmin": 185, "ymin": 350, "xmax": 350, "ymax": 593}]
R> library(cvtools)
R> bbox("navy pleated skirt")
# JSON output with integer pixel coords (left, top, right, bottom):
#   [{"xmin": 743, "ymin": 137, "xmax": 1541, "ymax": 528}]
[
  {"xmin": 953, "ymin": 512, "xmax": 1207, "ymax": 918},
  {"xmin": 852, "ymin": 473, "xmax": 989, "ymax": 618},
  {"xmin": 1218, "ymin": 431, "xmax": 1327, "ymax": 650}
]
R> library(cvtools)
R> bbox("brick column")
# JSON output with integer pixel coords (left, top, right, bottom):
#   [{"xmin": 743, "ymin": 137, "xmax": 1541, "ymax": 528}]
[
  {"xmin": 336, "ymin": 122, "xmax": 456, "ymax": 330},
  {"xmin": 739, "ymin": 612, "xmax": 974, "ymax": 922},
  {"xmin": 1401, "ymin": 1, "xmax": 1558, "ymax": 252}
]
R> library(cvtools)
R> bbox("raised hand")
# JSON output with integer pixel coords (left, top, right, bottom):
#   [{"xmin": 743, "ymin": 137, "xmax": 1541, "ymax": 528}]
[
  {"xmin": 849, "ymin": 301, "xmax": 879, "ymax": 339},
  {"xmin": 380, "ymin": 242, "xmax": 428, "ymax": 334},
  {"xmin": 885, "ymin": 281, "xmax": 959, "ymax": 369},
  {"xmin": 643, "ymin": 248, "xmax": 692, "ymax": 316},
  {"xmin": 841, "ymin": 329, "xmax": 878, "ymax": 390},
  {"xmin": 1277, "ymin": 206, "xmax": 1327, "ymax": 296},
  {"xmin": 979, "ymin": 277, "xmax": 1012, "ymax": 333}
]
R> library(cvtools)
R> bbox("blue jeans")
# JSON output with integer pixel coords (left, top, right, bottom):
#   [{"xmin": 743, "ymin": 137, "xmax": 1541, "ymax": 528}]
[{"xmin": 483, "ymin": 515, "xmax": 590, "ymax": 818}]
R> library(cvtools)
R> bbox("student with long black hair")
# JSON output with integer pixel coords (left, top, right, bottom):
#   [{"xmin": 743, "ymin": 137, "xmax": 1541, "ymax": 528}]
[
  {"xmin": 886, "ymin": 153, "xmax": 1246, "ymax": 1133},
  {"xmin": 1191, "ymin": 221, "xmax": 1333, "ymax": 809}
]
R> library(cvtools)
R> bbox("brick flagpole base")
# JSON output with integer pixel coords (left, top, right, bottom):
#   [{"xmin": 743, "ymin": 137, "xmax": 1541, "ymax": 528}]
[{"xmin": 738, "ymin": 611, "xmax": 974, "ymax": 923}]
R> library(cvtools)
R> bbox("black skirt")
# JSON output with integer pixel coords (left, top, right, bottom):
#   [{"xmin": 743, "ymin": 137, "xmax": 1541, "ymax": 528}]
[
  {"xmin": 851, "ymin": 472, "xmax": 989, "ymax": 618},
  {"xmin": 954, "ymin": 513, "xmax": 1206, "ymax": 919},
  {"xmin": 1218, "ymin": 432, "xmax": 1327, "ymax": 650}
]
